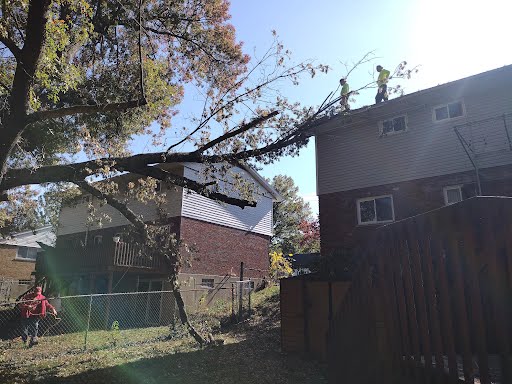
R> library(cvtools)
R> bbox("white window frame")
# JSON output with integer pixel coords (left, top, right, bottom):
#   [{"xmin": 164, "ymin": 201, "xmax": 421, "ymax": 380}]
[
  {"xmin": 15, "ymin": 246, "xmax": 38, "ymax": 261},
  {"xmin": 200, "ymin": 278, "xmax": 215, "ymax": 289},
  {"xmin": 432, "ymin": 100, "xmax": 465, "ymax": 122},
  {"xmin": 379, "ymin": 115, "xmax": 408, "ymax": 136},
  {"xmin": 356, "ymin": 195, "xmax": 395, "ymax": 225},
  {"xmin": 93, "ymin": 235, "xmax": 103, "ymax": 245},
  {"xmin": 443, "ymin": 185, "xmax": 463, "ymax": 205}
]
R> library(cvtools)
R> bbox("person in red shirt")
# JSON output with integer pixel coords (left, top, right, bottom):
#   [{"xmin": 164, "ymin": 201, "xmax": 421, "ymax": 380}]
[{"xmin": 19, "ymin": 287, "xmax": 57, "ymax": 347}]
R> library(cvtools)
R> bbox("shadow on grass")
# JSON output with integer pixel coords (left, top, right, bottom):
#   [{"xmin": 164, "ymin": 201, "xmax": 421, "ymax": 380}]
[{"xmin": 1, "ymin": 338, "xmax": 326, "ymax": 384}]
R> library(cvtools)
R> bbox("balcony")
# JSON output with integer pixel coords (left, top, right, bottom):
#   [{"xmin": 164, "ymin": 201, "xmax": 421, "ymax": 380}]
[{"xmin": 37, "ymin": 242, "xmax": 164, "ymax": 276}]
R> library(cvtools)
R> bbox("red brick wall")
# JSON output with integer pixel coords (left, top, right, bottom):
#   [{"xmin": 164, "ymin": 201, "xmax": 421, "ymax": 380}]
[
  {"xmin": 0, "ymin": 245, "xmax": 36, "ymax": 281},
  {"xmin": 319, "ymin": 165, "xmax": 512, "ymax": 255},
  {"xmin": 179, "ymin": 217, "xmax": 270, "ymax": 278}
]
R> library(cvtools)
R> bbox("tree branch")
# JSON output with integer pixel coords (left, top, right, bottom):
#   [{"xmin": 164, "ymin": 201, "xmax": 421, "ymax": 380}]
[
  {"xmin": 194, "ymin": 111, "xmax": 278, "ymax": 154},
  {"xmin": 128, "ymin": 166, "xmax": 256, "ymax": 208},
  {"xmin": 0, "ymin": 121, "xmax": 311, "ymax": 192},
  {"xmin": 75, "ymin": 181, "xmax": 149, "ymax": 241},
  {"xmin": 0, "ymin": 33, "xmax": 22, "ymax": 61},
  {"xmin": 26, "ymin": 97, "xmax": 147, "ymax": 123}
]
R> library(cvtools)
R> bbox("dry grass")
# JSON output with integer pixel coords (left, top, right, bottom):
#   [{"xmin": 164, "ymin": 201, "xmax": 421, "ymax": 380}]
[{"xmin": 0, "ymin": 285, "xmax": 327, "ymax": 384}]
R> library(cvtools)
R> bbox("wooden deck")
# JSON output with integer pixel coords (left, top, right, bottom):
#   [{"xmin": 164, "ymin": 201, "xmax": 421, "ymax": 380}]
[{"xmin": 36, "ymin": 242, "xmax": 164, "ymax": 275}]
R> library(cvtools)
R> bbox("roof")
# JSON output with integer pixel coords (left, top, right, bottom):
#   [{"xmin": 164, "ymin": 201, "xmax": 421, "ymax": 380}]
[
  {"xmin": 0, "ymin": 226, "xmax": 55, "ymax": 248},
  {"xmin": 311, "ymin": 64, "xmax": 512, "ymax": 133}
]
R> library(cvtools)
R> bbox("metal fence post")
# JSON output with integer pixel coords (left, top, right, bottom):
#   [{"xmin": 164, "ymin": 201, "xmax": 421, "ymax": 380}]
[
  {"xmin": 238, "ymin": 262, "xmax": 244, "ymax": 322},
  {"xmin": 84, "ymin": 294, "xmax": 93, "ymax": 350},
  {"xmin": 231, "ymin": 283, "xmax": 235, "ymax": 320},
  {"xmin": 248, "ymin": 280, "xmax": 251, "ymax": 317}
]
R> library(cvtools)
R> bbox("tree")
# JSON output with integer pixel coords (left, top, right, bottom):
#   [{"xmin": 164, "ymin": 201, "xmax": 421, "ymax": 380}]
[
  {"xmin": 0, "ymin": 1, "xmax": 417, "ymax": 344},
  {"xmin": 0, "ymin": 0, "xmax": 333, "ymax": 345},
  {"xmin": 298, "ymin": 217, "xmax": 320, "ymax": 253},
  {"xmin": 270, "ymin": 174, "xmax": 318, "ymax": 254}
]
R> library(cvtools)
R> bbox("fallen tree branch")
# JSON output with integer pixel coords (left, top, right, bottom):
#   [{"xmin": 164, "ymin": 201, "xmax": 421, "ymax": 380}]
[
  {"xmin": 75, "ymin": 181, "xmax": 149, "ymax": 242},
  {"xmin": 194, "ymin": 111, "xmax": 278, "ymax": 154},
  {"xmin": 128, "ymin": 166, "xmax": 256, "ymax": 208}
]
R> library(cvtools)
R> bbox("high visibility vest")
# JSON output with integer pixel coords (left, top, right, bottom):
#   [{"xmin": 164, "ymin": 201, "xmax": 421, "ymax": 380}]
[
  {"xmin": 377, "ymin": 69, "xmax": 390, "ymax": 86},
  {"xmin": 341, "ymin": 83, "xmax": 349, "ymax": 96}
]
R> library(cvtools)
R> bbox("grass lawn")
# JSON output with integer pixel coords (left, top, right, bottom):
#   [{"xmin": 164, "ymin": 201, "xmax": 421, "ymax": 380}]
[{"xmin": 0, "ymin": 285, "xmax": 327, "ymax": 384}]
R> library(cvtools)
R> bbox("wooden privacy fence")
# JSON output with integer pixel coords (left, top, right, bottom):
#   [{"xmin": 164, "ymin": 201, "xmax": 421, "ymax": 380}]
[
  {"xmin": 328, "ymin": 197, "xmax": 512, "ymax": 384},
  {"xmin": 281, "ymin": 277, "xmax": 350, "ymax": 361}
]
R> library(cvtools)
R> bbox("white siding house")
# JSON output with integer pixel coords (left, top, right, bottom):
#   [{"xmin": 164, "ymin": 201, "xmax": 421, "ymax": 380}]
[
  {"xmin": 57, "ymin": 163, "xmax": 278, "ymax": 237},
  {"xmin": 315, "ymin": 65, "xmax": 512, "ymax": 195}
]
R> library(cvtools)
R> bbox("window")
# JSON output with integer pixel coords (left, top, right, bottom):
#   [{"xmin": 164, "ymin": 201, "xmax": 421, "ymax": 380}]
[
  {"xmin": 380, "ymin": 115, "xmax": 407, "ymax": 136},
  {"xmin": 433, "ymin": 101, "xmax": 464, "ymax": 121},
  {"xmin": 357, "ymin": 195, "xmax": 395, "ymax": 225},
  {"xmin": 201, "ymin": 278, "xmax": 215, "ymax": 289},
  {"xmin": 16, "ymin": 247, "xmax": 38, "ymax": 261},
  {"xmin": 443, "ymin": 185, "xmax": 463, "ymax": 205},
  {"xmin": 93, "ymin": 235, "xmax": 103, "ymax": 245}
]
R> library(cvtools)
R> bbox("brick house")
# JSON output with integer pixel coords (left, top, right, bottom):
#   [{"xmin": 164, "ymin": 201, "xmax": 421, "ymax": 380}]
[
  {"xmin": 313, "ymin": 65, "xmax": 512, "ymax": 255},
  {"xmin": 37, "ymin": 162, "xmax": 280, "ymax": 302},
  {"xmin": 0, "ymin": 226, "xmax": 55, "ymax": 299}
]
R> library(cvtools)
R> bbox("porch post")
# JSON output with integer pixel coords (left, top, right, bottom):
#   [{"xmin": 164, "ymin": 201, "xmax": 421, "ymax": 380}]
[{"xmin": 104, "ymin": 271, "xmax": 114, "ymax": 329}]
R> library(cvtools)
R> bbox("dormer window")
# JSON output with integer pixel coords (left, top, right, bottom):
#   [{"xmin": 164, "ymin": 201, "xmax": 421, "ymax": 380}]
[
  {"xmin": 433, "ymin": 101, "xmax": 464, "ymax": 121},
  {"xmin": 379, "ymin": 115, "xmax": 407, "ymax": 136}
]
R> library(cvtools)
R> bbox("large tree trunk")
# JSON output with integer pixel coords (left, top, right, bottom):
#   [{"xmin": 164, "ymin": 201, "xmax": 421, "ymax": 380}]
[{"xmin": 170, "ymin": 276, "xmax": 208, "ymax": 346}]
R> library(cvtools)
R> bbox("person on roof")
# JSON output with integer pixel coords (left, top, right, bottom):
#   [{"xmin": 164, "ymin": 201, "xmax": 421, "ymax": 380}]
[
  {"xmin": 19, "ymin": 286, "xmax": 57, "ymax": 347},
  {"xmin": 375, "ymin": 65, "xmax": 390, "ymax": 104},
  {"xmin": 339, "ymin": 78, "xmax": 350, "ymax": 111}
]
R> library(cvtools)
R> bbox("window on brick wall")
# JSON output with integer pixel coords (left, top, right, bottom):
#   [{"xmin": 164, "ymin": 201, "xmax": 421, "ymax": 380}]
[
  {"xmin": 443, "ymin": 185, "xmax": 463, "ymax": 205},
  {"xmin": 16, "ymin": 247, "xmax": 38, "ymax": 261},
  {"xmin": 357, "ymin": 195, "xmax": 395, "ymax": 225}
]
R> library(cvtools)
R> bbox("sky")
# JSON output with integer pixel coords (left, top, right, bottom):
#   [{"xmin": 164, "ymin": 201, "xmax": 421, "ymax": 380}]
[
  {"xmin": 224, "ymin": 0, "xmax": 512, "ymax": 214},
  {"xmin": 130, "ymin": 0, "xmax": 512, "ymax": 215}
]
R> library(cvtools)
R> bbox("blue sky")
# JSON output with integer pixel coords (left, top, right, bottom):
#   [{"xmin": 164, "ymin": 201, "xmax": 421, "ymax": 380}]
[
  {"xmin": 131, "ymin": 0, "xmax": 512, "ymax": 214},
  {"xmin": 227, "ymin": 0, "xmax": 512, "ymax": 214}
]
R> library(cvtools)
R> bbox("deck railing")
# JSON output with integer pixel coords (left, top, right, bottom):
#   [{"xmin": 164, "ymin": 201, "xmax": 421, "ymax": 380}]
[
  {"xmin": 328, "ymin": 197, "xmax": 512, "ymax": 384},
  {"xmin": 37, "ymin": 242, "xmax": 163, "ymax": 274},
  {"xmin": 113, "ymin": 242, "xmax": 162, "ymax": 269}
]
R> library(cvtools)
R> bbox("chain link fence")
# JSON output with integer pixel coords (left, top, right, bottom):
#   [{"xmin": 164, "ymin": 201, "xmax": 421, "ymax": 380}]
[{"xmin": 0, "ymin": 282, "xmax": 254, "ymax": 352}]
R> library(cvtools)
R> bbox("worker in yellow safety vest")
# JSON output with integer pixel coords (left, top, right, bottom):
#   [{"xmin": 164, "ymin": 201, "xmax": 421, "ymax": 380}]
[
  {"xmin": 339, "ymin": 78, "xmax": 350, "ymax": 111},
  {"xmin": 375, "ymin": 65, "xmax": 390, "ymax": 104}
]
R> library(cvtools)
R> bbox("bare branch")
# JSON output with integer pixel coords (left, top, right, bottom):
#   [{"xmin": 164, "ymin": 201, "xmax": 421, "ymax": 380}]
[
  {"xmin": 167, "ymin": 64, "xmax": 308, "ymax": 153},
  {"xmin": 194, "ymin": 111, "xmax": 278, "ymax": 154},
  {"xmin": 26, "ymin": 98, "xmax": 147, "ymax": 123}
]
